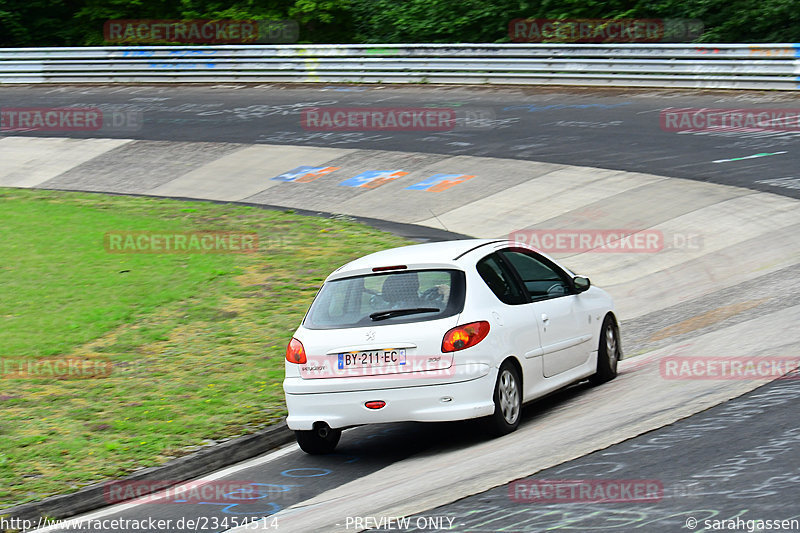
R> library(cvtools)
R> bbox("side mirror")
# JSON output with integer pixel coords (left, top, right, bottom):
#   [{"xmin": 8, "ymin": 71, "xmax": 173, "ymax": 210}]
[{"xmin": 573, "ymin": 276, "xmax": 591, "ymax": 293}]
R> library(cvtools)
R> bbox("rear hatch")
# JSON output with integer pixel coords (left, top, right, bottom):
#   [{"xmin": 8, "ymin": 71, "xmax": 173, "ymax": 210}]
[{"xmin": 288, "ymin": 268, "xmax": 467, "ymax": 392}]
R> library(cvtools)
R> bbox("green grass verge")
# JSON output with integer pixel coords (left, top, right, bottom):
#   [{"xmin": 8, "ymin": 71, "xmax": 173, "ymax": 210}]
[{"xmin": 0, "ymin": 188, "xmax": 412, "ymax": 508}]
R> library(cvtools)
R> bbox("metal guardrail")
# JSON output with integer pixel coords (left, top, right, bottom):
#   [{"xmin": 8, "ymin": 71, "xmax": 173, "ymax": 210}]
[{"xmin": 1, "ymin": 43, "xmax": 798, "ymax": 89}]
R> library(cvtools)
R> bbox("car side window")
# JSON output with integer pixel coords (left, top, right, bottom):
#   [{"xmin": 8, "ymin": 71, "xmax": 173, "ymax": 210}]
[
  {"xmin": 476, "ymin": 254, "xmax": 526, "ymax": 305},
  {"xmin": 500, "ymin": 250, "xmax": 571, "ymax": 300}
]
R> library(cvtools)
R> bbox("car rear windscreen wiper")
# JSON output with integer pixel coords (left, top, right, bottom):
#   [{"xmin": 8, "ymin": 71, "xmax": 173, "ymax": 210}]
[{"xmin": 369, "ymin": 308, "xmax": 440, "ymax": 321}]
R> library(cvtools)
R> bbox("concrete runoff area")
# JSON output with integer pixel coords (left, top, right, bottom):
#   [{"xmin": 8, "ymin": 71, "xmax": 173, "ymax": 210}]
[
  {"xmin": 1, "ymin": 135, "xmax": 797, "ymax": 532},
  {"xmin": 37, "ymin": 140, "xmax": 245, "ymax": 194},
  {"xmin": 148, "ymin": 144, "xmax": 353, "ymax": 202},
  {"xmin": 0, "ymin": 137, "xmax": 131, "ymax": 188}
]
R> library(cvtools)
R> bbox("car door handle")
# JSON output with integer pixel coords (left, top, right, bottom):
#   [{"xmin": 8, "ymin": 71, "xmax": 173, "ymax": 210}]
[{"xmin": 541, "ymin": 313, "xmax": 549, "ymax": 323}]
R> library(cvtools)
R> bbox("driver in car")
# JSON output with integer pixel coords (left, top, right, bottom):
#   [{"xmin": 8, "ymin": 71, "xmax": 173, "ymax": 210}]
[{"xmin": 379, "ymin": 273, "xmax": 449, "ymax": 309}]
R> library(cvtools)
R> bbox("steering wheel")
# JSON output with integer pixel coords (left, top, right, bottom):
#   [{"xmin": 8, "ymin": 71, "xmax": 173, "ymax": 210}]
[{"xmin": 546, "ymin": 283, "xmax": 566, "ymax": 296}]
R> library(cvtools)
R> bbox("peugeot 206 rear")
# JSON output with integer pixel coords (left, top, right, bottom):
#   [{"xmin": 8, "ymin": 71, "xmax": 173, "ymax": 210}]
[{"xmin": 284, "ymin": 239, "xmax": 620, "ymax": 454}]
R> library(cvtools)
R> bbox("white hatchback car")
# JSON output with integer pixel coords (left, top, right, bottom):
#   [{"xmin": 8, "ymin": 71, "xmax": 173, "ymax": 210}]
[{"xmin": 284, "ymin": 239, "xmax": 620, "ymax": 454}]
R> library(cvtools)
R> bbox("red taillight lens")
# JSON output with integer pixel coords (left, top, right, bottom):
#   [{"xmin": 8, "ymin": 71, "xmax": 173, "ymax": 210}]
[
  {"xmin": 365, "ymin": 401, "xmax": 386, "ymax": 409},
  {"xmin": 285, "ymin": 338, "xmax": 307, "ymax": 364},
  {"xmin": 442, "ymin": 321, "xmax": 490, "ymax": 352},
  {"xmin": 372, "ymin": 265, "xmax": 407, "ymax": 272}
]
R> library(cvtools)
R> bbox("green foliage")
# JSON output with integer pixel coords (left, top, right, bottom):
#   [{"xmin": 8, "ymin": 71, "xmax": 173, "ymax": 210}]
[{"xmin": 0, "ymin": 0, "xmax": 796, "ymax": 47}]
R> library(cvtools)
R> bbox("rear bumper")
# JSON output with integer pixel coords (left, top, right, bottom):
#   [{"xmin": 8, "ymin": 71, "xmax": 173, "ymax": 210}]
[{"xmin": 284, "ymin": 365, "xmax": 496, "ymax": 430}]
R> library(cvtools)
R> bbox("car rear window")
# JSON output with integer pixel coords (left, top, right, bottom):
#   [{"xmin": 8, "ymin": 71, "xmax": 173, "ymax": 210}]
[{"xmin": 304, "ymin": 269, "xmax": 465, "ymax": 329}]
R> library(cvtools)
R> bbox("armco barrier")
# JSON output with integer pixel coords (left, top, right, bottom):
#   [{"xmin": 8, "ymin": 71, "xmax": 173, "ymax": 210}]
[{"xmin": 0, "ymin": 43, "xmax": 799, "ymax": 89}]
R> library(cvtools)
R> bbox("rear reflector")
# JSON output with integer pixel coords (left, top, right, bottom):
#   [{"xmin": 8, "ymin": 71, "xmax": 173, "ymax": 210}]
[{"xmin": 365, "ymin": 400, "xmax": 386, "ymax": 409}]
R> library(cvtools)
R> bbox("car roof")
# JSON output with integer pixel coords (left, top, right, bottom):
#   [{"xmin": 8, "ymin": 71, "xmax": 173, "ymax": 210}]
[{"xmin": 331, "ymin": 238, "xmax": 503, "ymax": 278}]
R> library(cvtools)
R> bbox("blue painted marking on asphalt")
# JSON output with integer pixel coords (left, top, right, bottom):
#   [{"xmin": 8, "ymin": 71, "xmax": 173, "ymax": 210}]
[
  {"xmin": 405, "ymin": 174, "xmax": 459, "ymax": 190},
  {"xmin": 281, "ymin": 468, "xmax": 332, "ymax": 478},
  {"xmin": 271, "ymin": 166, "xmax": 321, "ymax": 181},
  {"xmin": 189, "ymin": 437, "xmax": 387, "ymax": 517},
  {"xmin": 198, "ymin": 501, "xmax": 282, "ymax": 515},
  {"xmin": 224, "ymin": 483, "xmax": 298, "ymax": 500},
  {"xmin": 405, "ymin": 173, "xmax": 471, "ymax": 191},
  {"xmin": 195, "ymin": 483, "xmax": 300, "ymax": 515},
  {"xmin": 339, "ymin": 170, "xmax": 406, "ymax": 187}
]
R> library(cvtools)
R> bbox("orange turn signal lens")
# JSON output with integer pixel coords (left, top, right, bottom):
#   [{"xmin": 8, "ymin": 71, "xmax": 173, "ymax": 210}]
[
  {"xmin": 285, "ymin": 338, "xmax": 307, "ymax": 364},
  {"xmin": 442, "ymin": 321, "xmax": 490, "ymax": 352}
]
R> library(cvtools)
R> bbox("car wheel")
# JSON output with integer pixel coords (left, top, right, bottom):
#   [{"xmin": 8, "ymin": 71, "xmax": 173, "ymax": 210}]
[
  {"xmin": 484, "ymin": 363, "xmax": 522, "ymax": 436},
  {"xmin": 295, "ymin": 426, "xmax": 341, "ymax": 455},
  {"xmin": 589, "ymin": 314, "xmax": 620, "ymax": 385}
]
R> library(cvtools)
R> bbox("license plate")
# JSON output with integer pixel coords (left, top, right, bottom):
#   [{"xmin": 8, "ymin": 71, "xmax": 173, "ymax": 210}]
[{"xmin": 337, "ymin": 349, "xmax": 406, "ymax": 370}]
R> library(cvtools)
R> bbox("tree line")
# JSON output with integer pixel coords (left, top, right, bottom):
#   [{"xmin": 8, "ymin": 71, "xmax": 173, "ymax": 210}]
[{"xmin": 1, "ymin": 0, "xmax": 798, "ymax": 47}]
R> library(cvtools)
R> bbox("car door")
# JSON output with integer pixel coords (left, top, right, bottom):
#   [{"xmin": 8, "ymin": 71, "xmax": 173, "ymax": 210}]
[
  {"xmin": 475, "ymin": 254, "xmax": 543, "ymax": 392},
  {"xmin": 498, "ymin": 249, "xmax": 593, "ymax": 378}
]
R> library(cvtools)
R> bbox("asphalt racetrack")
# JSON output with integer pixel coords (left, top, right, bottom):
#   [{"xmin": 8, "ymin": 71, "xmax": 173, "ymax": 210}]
[
  {"xmin": 1, "ymin": 84, "xmax": 799, "ymax": 198},
  {"xmin": 2, "ymin": 83, "xmax": 799, "ymax": 533}
]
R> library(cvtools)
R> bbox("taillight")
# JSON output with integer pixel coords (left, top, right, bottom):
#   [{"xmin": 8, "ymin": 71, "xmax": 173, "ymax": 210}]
[
  {"xmin": 442, "ymin": 321, "xmax": 490, "ymax": 352},
  {"xmin": 285, "ymin": 338, "xmax": 307, "ymax": 364}
]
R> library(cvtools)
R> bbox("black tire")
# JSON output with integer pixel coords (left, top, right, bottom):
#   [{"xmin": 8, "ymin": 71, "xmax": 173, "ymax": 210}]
[
  {"xmin": 589, "ymin": 314, "xmax": 621, "ymax": 385},
  {"xmin": 295, "ymin": 427, "xmax": 341, "ymax": 455},
  {"xmin": 484, "ymin": 362, "xmax": 522, "ymax": 436}
]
